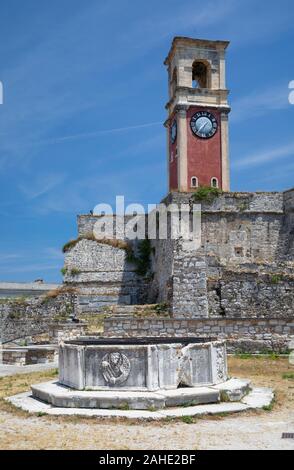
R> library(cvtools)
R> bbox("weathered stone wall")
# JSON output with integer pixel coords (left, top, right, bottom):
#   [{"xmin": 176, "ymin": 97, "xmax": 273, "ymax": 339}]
[
  {"xmin": 172, "ymin": 251, "xmax": 208, "ymax": 318},
  {"xmin": 104, "ymin": 316, "xmax": 294, "ymax": 353},
  {"xmin": 163, "ymin": 191, "xmax": 286, "ymax": 265},
  {"xmin": 63, "ymin": 237, "xmax": 149, "ymax": 310},
  {"xmin": 283, "ymin": 188, "xmax": 294, "ymax": 260},
  {"xmin": 0, "ymin": 293, "xmax": 77, "ymax": 343},
  {"xmin": 207, "ymin": 270, "xmax": 294, "ymax": 318},
  {"xmin": 149, "ymin": 238, "xmax": 174, "ymax": 304},
  {"xmin": 149, "ymin": 190, "xmax": 293, "ymax": 319},
  {"xmin": 1, "ymin": 346, "xmax": 56, "ymax": 365}
]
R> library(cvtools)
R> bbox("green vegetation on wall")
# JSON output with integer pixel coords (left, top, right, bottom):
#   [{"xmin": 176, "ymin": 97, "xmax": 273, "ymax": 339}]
[
  {"xmin": 127, "ymin": 239, "xmax": 152, "ymax": 277},
  {"xmin": 192, "ymin": 186, "xmax": 222, "ymax": 202}
]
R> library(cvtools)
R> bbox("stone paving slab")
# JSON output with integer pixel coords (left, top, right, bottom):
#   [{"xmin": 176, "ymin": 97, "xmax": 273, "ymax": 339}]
[
  {"xmin": 158, "ymin": 401, "xmax": 250, "ymax": 417},
  {"xmin": 160, "ymin": 386, "xmax": 219, "ymax": 407},
  {"xmin": 214, "ymin": 377, "xmax": 251, "ymax": 401},
  {"xmin": 32, "ymin": 381, "xmax": 166, "ymax": 410},
  {"xmin": 6, "ymin": 386, "xmax": 274, "ymax": 420},
  {"xmin": 242, "ymin": 387, "xmax": 274, "ymax": 408}
]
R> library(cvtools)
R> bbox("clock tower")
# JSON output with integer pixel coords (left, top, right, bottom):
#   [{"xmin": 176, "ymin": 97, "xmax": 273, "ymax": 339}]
[{"xmin": 164, "ymin": 37, "xmax": 230, "ymax": 192}]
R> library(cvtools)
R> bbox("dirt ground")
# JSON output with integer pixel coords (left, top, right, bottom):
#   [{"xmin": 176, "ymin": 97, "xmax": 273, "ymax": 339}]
[{"xmin": 0, "ymin": 356, "xmax": 293, "ymax": 450}]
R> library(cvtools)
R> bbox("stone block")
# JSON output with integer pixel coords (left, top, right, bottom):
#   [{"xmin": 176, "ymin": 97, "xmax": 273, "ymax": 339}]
[{"xmin": 214, "ymin": 378, "xmax": 251, "ymax": 401}]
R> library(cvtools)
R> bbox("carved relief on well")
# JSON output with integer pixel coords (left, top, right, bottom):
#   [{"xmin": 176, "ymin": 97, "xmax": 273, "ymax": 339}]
[{"xmin": 101, "ymin": 352, "xmax": 131, "ymax": 385}]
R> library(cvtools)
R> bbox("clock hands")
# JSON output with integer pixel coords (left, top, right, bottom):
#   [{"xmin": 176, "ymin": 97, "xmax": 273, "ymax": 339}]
[{"xmin": 198, "ymin": 121, "xmax": 209, "ymax": 132}]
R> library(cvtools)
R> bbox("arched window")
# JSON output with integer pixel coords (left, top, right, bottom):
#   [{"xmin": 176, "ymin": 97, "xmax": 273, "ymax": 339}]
[
  {"xmin": 211, "ymin": 177, "xmax": 219, "ymax": 188},
  {"xmin": 192, "ymin": 61, "xmax": 210, "ymax": 88},
  {"xmin": 191, "ymin": 176, "xmax": 198, "ymax": 188}
]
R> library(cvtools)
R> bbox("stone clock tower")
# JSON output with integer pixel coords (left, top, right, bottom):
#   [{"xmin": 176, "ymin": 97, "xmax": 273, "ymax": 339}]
[{"xmin": 164, "ymin": 37, "xmax": 230, "ymax": 192}]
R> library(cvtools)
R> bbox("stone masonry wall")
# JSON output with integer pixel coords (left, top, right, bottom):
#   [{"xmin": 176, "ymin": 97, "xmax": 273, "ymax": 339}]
[
  {"xmin": 163, "ymin": 191, "xmax": 286, "ymax": 265},
  {"xmin": 150, "ymin": 190, "xmax": 294, "ymax": 319},
  {"xmin": 104, "ymin": 316, "xmax": 294, "ymax": 353},
  {"xmin": 0, "ymin": 293, "xmax": 77, "ymax": 343},
  {"xmin": 63, "ymin": 238, "xmax": 149, "ymax": 310},
  {"xmin": 283, "ymin": 188, "xmax": 294, "ymax": 260},
  {"xmin": 207, "ymin": 270, "xmax": 294, "ymax": 318}
]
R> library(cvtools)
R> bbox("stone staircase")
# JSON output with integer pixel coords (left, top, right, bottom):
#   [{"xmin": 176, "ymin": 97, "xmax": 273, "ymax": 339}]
[{"xmin": 77, "ymin": 303, "xmax": 170, "ymax": 336}]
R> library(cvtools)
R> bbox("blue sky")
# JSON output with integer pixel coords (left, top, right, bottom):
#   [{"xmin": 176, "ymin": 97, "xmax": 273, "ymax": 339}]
[{"xmin": 0, "ymin": 0, "xmax": 293, "ymax": 282}]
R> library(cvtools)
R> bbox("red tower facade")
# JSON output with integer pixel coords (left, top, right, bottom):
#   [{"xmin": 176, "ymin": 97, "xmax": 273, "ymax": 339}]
[{"xmin": 164, "ymin": 37, "xmax": 230, "ymax": 192}]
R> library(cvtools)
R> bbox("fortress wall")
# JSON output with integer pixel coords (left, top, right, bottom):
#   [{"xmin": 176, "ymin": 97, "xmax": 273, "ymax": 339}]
[
  {"xmin": 0, "ymin": 293, "xmax": 78, "ymax": 344},
  {"xmin": 64, "ymin": 222, "xmax": 150, "ymax": 308},
  {"xmin": 284, "ymin": 188, "xmax": 294, "ymax": 259},
  {"xmin": 164, "ymin": 191, "xmax": 285, "ymax": 265},
  {"xmin": 207, "ymin": 271, "xmax": 294, "ymax": 318},
  {"xmin": 148, "ymin": 191, "xmax": 292, "ymax": 319},
  {"xmin": 104, "ymin": 316, "xmax": 294, "ymax": 353}
]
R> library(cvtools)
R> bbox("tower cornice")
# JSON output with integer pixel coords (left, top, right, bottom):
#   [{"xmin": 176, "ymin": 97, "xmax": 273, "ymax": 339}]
[{"xmin": 164, "ymin": 36, "xmax": 230, "ymax": 66}]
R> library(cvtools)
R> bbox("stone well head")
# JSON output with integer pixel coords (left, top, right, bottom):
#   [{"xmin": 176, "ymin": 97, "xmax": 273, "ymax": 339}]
[{"xmin": 59, "ymin": 337, "xmax": 227, "ymax": 391}]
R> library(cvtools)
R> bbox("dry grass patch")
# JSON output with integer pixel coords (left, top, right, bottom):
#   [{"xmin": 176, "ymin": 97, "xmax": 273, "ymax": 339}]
[
  {"xmin": 0, "ymin": 369, "xmax": 58, "ymax": 416},
  {"xmin": 62, "ymin": 233, "xmax": 132, "ymax": 254},
  {"xmin": 1, "ymin": 356, "xmax": 292, "ymax": 424},
  {"xmin": 228, "ymin": 355, "xmax": 294, "ymax": 413},
  {"xmin": 41, "ymin": 286, "xmax": 79, "ymax": 302}
]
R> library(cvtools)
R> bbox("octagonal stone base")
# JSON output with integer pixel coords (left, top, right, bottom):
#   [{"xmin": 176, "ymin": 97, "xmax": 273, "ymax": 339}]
[
  {"xmin": 59, "ymin": 338, "xmax": 227, "ymax": 391},
  {"xmin": 6, "ymin": 380, "xmax": 274, "ymax": 419}
]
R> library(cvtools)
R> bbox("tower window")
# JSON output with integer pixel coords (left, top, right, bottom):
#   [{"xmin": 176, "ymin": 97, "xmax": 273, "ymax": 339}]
[
  {"xmin": 211, "ymin": 177, "xmax": 219, "ymax": 188},
  {"xmin": 192, "ymin": 61, "xmax": 209, "ymax": 88},
  {"xmin": 191, "ymin": 176, "xmax": 198, "ymax": 188}
]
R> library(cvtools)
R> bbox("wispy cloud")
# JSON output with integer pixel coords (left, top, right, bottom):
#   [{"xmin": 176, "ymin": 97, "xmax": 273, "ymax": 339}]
[
  {"xmin": 234, "ymin": 142, "xmax": 294, "ymax": 169},
  {"xmin": 248, "ymin": 161, "xmax": 294, "ymax": 186},
  {"xmin": 231, "ymin": 84, "xmax": 289, "ymax": 123},
  {"xmin": 0, "ymin": 253, "xmax": 24, "ymax": 261},
  {"xmin": 0, "ymin": 0, "xmax": 234, "ymax": 169},
  {"xmin": 19, "ymin": 173, "xmax": 65, "ymax": 200},
  {"xmin": 25, "ymin": 121, "xmax": 163, "ymax": 147}
]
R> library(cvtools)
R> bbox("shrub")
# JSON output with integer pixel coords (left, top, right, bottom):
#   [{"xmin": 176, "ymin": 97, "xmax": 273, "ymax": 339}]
[
  {"xmin": 70, "ymin": 267, "xmax": 80, "ymax": 276},
  {"xmin": 181, "ymin": 415, "xmax": 194, "ymax": 424},
  {"xmin": 192, "ymin": 186, "xmax": 222, "ymax": 202},
  {"xmin": 270, "ymin": 274, "xmax": 282, "ymax": 284},
  {"xmin": 127, "ymin": 239, "xmax": 152, "ymax": 277},
  {"xmin": 282, "ymin": 373, "xmax": 294, "ymax": 380}
]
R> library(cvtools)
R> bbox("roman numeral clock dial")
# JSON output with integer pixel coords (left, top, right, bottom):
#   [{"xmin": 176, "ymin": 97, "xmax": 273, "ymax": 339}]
[{"xmin": 190, "ymin": 111, "xmax": 218, "ymax": 139}]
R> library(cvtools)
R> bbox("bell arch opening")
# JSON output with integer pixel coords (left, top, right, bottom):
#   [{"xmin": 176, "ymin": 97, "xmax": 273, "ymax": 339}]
[{"xmin": 192, "ymin": 60, "xmax": 210, "ymax": 88}]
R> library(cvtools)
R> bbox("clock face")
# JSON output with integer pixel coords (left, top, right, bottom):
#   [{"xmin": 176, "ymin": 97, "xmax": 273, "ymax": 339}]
[
  {"xmin": 170, "ymin": 120, "xmax": 177, "ymax": 144},
  {"xmin": 190, "ymin": 111, "xmax": 218, "ymax": 139}
]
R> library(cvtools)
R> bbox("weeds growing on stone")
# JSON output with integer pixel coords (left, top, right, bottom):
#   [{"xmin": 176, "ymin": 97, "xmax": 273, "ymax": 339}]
[
  {"xmin": 282, "ymin": 373, "xmax": 294, "ymax": 380},
  {"xmin": 192, "ymin": 186, "xmax": 222, "ymax": 202},
  {"xmin": 181, "ymin": 415, "xmax": 194, "ymax": 424}
]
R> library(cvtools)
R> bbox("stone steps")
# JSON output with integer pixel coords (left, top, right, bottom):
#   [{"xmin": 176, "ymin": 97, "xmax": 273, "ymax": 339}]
[
  {"xmin": 31, "ymin": 381, "xmax": 220, "ymax": 410},
  {"xmin": 30, "ymin": 377, "xmax": 252, "ymax": 411},
  {"xmin": 77, "ymin": 295, "xmax": 131, "ymax": 313},
  {"xmin": 7, "ymin": 385, "xmax": 274, "ymax": 420},
  {"xmin": 79, "ymin": 304, "xmax": 169, "ymax": 317}
]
